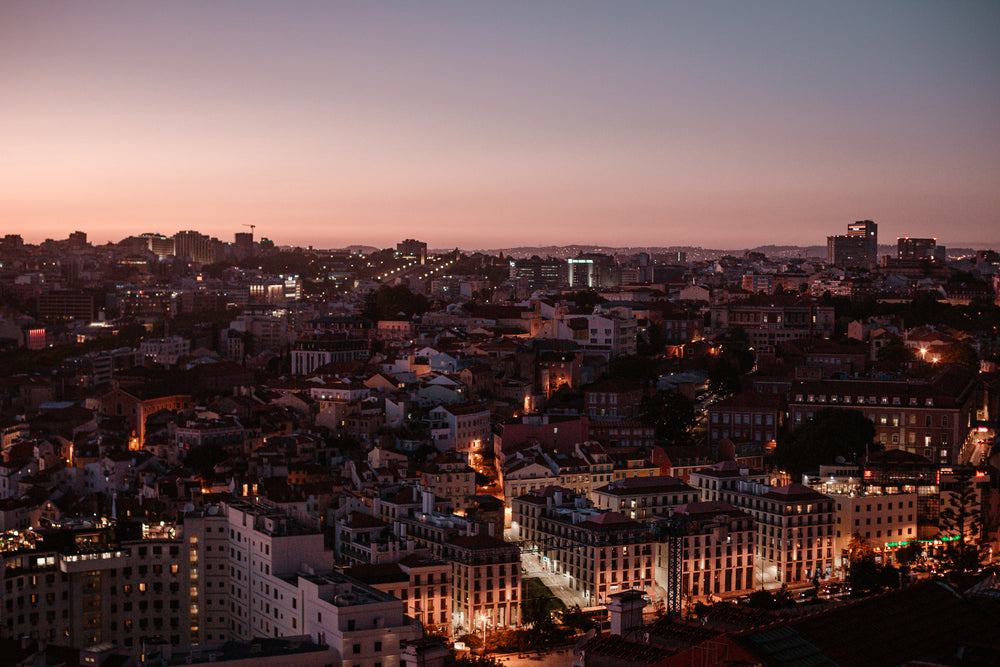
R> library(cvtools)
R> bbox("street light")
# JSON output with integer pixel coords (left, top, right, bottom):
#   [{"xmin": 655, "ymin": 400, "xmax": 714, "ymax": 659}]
[{"xmin": 478, "ymin": 613, "xmax": 487, "ymax": 655}]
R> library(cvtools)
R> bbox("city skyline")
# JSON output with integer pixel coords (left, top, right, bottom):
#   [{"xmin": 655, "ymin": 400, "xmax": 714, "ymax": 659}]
[{"xmin": 3, "ymin": 2, "xmax": 999, "ymax": 249}]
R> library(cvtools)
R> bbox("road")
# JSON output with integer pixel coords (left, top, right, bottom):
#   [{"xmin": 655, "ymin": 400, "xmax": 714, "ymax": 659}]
[{"xmin": 520, "ymin": 549, "xmax": 591, "ymax": 609}]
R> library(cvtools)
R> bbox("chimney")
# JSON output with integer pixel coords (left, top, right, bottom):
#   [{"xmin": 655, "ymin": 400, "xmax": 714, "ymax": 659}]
[
  {"xmin": 608, "ymin": 591, "xmax": 647, "ymax": 638},
  {"xmin": 421, "ymin": 486, "xmax": 434, "ymax": 514}
]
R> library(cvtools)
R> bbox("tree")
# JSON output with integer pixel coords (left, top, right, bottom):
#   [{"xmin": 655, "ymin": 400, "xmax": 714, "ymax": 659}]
[
  {"xmin": 938, "ymin": 468, "xmax": 984, "ymax": 573},
  {"xmin": 559, "ymin": 605, "xmax": 598, "ymax": 632},
  {"xmin": 772, "ymin": 408, "xmax": 877, "ymax": 478},
  {"xmin": 877, "ymin": 339, "xmax": 914, "ymax": 366},
  {"xmin": 361, "ymin": 285, "xmax": 430, "ymax": 321},
  {"xmin": 847, "ymin": 536, "xmax": 884, "ymax": 597},
  {"xmin": 607, "ymin": 354, "xmax": 657, "ymax": 387},
  {"xmin": 641, "ymin": 390, "xmax": 697, "ymax": 445}
]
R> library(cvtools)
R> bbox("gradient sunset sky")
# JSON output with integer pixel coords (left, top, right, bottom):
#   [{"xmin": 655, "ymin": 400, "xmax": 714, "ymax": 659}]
[{"xmin": 2, "ymin": 2, "xmax": 998, "ymax": 250}]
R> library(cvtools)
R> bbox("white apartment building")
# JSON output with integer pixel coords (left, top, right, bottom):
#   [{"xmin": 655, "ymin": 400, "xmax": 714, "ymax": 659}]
[
  {"xmin": 428, "ymin": 403, "xmax": 491, "ymax": 458},
  {"xmin": 138, "ymin": 335, "xmax": 191, "ymax": 366}
]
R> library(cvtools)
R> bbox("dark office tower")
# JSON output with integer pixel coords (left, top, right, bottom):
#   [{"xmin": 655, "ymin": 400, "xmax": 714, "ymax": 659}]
[
  {"xmin": 397, "ymin": 238, "xmax": 428, "ymax": 265},
  {"xmin": 235, "ymin": 232, "xmax": 254, "ymax": 258},
  {"xmin": 68, "ymin": 230, "xmax": 87, "ymax": 246},
  {"xmin": 897, "ymin": 237, "xmax": 942, "ymax": 261},
  {"xmin": 827, "ymin": 220, "xmax": 878, "ymax": 270}
]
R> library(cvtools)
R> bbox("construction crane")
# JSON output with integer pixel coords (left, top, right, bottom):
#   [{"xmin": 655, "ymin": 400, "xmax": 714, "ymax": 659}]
[{"xmin": 242, "ymin": 223, "xmax": 256, "ymax": 240}]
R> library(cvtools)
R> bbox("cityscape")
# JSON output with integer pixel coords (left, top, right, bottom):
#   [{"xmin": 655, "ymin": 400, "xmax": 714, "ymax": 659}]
[
  {"xmin": 0, "ymin": 224, "xmax": 997, "ymax": 666},
  {"xmin": 3, "ymin": 3, "xmax": 1000, "ymax": 667}
]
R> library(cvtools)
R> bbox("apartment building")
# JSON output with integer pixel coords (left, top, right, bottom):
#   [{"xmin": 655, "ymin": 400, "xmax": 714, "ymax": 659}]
[
  {"xmin": 828, "ymin": 493, "xmax": 918, "ymax": 568},
  {"xmin": 344, "ymin": 555, "xmax": 452, "ymax": 637},
  {"xmin": 428, "ymin": 402, "xmax": 491, "ymax": 458},
  {"xmin": 591, "ymin": 475, "xmax": 699, "ymax": 521},
  {"xmin": 708, "ymin": 296, "xmax": 835, "ymax": 349},
  {"xmin": 511, "ymin": 487, "xmax": 655, "ymax": 607},
  {"xmin": 788, "ymin": 365, "xmax": 977, "ymax": 465},
  {"xmin": 0, "ymin": 524, "xmax": 191, "ymax": 651},
  {"xmin": 690, "ymin": 465, "xmax": 834, "ymax": 585},
  {"xmin": 706, "ymin": 392, "xmax": 783, "ymax": 450},
  {"xmin": 417, "ymin": 452, "xmax": 475, "ymax": 513},
  {"xmin": 654, "ymin": 501, "xmax": 756, "ymax": 603},
  {"xmin": 445, "ymin": 535, "xmax": 521, "ymax": 635}
]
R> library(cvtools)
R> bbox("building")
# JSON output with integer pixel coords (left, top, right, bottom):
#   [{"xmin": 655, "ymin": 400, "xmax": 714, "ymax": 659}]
[
  {"xmin": 690, "ymin": 465, "xmax": 834, "ymax": 586},
  {"xmin": 510, "ymin": 257, "xmax": 566, "ymax": 291},
  {"xmin": 829, "ymin": 492, "xmax": 918, "ymax": 569},
  {"xmin": 708, "ymin": 296, "xmax": 835, "ymax": 349},
  {"xmin": 427, "ymin": 403, "xmax": 491, "ymax": 459},
  {"xmin": 417, "ymin": 452, "xmax": 476, "ymax": 513},
  {"xmin": 898, "ymin": 237, "xmax": 944, "ymax": 261},
  {"xmin": 0, "ymin": 523, "xmax": 190, "ymax": 651},
  {"xmin": 787, "ymin": 365, "xmax": 978, "ymax": 465},
  {"xmin": 37, "ymin": 290, "xmax": 97, "ymax": 321},
  {"xmin": 291, "ymin": 335, "xmax": 370, "ymax": 375},
  {"xmin": 345, "ymin": 555, "xmax": 453, "ymax": 637},
  {"xmin": 707, "ymin": 392, "xmax": 783, "ymax": 451},
  {"xmin": 397, "ymin": 239, "xmax": 428, "ymax": 265},
  {"xmin": 590, "ymin": 476, "xmax": 699, "ymax": 521},
  {"xmin": 511, "ymin": 487, "xmax": 655, "ymax": 607},
  {"xmin": 654, "ymin": 501, "xmax": 756, "ymax": 604},
  {"xmin": 827, "ymin": 219, "xmax": 877, "ymax": 270},
  {"xmin": 741, "ymin": 274, "xmax": 774, "ymax": 295},
  {"xmin": 174, "ymin": 230, "xmax": 218, "ymax": 265},
  {"xmin": 138, "ymin": 336, "xmax": 192, "ymax": 367},
  {"xmin": 444, "ymin": 534, "xmax": 520, "ymax": 635}
]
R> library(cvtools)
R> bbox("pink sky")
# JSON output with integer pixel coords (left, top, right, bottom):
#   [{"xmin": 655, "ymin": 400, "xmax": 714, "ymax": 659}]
[{"xmin": 2, "ymin": 3, "xmax": 998, "ymax": 249}]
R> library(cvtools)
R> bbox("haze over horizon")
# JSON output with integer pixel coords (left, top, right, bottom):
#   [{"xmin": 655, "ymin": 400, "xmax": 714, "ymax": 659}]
[{"xmin": 3, "ymin": 2, "xmax": 999, "ymax": 250}]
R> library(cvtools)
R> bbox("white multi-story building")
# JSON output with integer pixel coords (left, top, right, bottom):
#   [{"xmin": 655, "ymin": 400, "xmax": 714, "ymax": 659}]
[
  {"xmin": 428, "ymin": 403, "xmax": 491, "ymax": 458},
  {"xmin": 138, "ymin": 335, "xmax": 191, "ymax": 366}
]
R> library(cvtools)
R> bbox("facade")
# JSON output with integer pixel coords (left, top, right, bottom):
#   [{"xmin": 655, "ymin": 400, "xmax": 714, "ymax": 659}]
[
  {"xmin": 788, "ymin": 366, "xmax": 978, "ymax": 465},
  {"xmin": 590, "ymin": 476, "xmax": 699, "ymax": 521},
  {"xmin": 397, "ymin": 239, "xmax": 427, "ymax": 265},
  {"xmin": 138, "ymin": 336, "xmax": 192, "ymax": 367},
  {"xmin": 417, "ymin": 453, "xmax": 475, "ymax": 513},
  {"xmin": 445, "ymin": 535, "xmax": 520, "ymax": 635},
  {"xmin": 428, "ymin": 403, "xmax": 491, "ymax": 458},
  {"xmin": 0, "ymin": 524, "xmax": 190, "ymax": 651},
  {"xmin": 898, "ymin": 237, "xmax": 943, "ymax": 261},
  {"xmin": 511, "ymin": 487, "xmax": 655, "ymax": 607},
  {"xmin": 829, "ymin": 493, "xmax": 918, "ymax": 569},
  {"xmin": 706, "ymin": 392, "xmax": 783, "ymax": 450},
  {"xmin": 690, "ymin": 465, "xmax": 834, "ymax": 585},
  {"xmin": 709, "ymin": 297, "xmax": 835, "ymax": 349},
  {"xmin": 654, "ymin": 501, "xmax": 756, "ymax": 603},
  {"xmin": 827, "ymin": 220, "xmax": 878, "ymax": 270},
  {"xmin": 291, "ymin": 336, "xmax": 370, "ymax": 375},
  {"xmin": 345, "ymin": 555, "xmax": 453, "ymax": 637}
]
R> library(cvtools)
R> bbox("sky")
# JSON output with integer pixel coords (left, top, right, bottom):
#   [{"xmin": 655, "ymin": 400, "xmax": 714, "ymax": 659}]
[{"xmin": 2, "ymin": 2, "xmax": 999, "ymax": 250}]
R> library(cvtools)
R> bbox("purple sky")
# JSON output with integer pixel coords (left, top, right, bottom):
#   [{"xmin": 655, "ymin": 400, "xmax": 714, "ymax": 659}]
[{"xmin": 2, "ymin": 2, "xmax": 998, "ymax": 250}]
